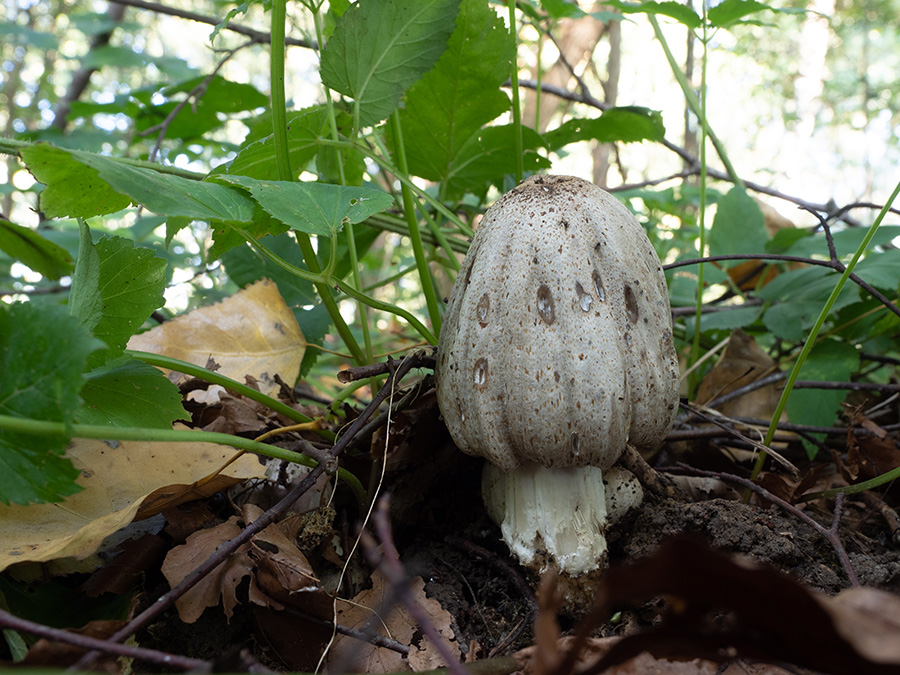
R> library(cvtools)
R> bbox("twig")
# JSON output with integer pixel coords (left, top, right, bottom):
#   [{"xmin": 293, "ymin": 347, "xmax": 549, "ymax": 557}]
[
  {"xmin": 672, "ymin": 466, "xmax": 859, "ymax": 587},
  {"xmin": 281, "ymin": 606, "xmax": 410, "ymax": 655},
  {"xmin": 0, "ymin": 609, "xmax": 210, "ymax": 672},
  {"xmin": 110, "ymin": 0, "xmax": 315, "ymax": 48},
  {"xmin": 337, "ymin": 351, "xmax": 435, "ymax": 383}
]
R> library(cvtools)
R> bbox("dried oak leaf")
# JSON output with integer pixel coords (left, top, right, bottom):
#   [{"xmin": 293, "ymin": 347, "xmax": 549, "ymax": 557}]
[{"xmin": 328, "ymin": 570, "xmax": 460, "ymax": 673}]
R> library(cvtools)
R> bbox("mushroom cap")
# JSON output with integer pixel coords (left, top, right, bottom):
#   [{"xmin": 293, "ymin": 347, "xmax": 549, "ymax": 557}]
[{"xmin": 436, "ymin": 175, "xmax": 679, "ymax": 471}]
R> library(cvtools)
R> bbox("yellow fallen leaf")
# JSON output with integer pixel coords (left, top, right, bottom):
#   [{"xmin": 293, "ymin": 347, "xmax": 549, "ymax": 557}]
[
  {"xmin": 128, "ymin": 278, "xmax": 306, "ymax": 397},
  {"xmin": 0, "ymin": 425, "xmax": 267, "ymax": 572}
]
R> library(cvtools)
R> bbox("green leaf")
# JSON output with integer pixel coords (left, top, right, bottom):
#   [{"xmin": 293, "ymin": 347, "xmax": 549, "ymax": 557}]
[
  {"xmin": 214, "ymin": 176, "xmax": 393, "ymax": 237},
  {"xmin": 540, "ymin": 0, "xmax": 586, "ymax": 19},
  {"xmin": 20, "ymin": 144, "xmax": 132, "ymax": 219},
  {"xmin": 0, "ymin": 22, "xmax": 58, "ymax": 50},
  {"xmin": 90, "ymin": 235, "xmax": 167, "ymax": 360},
  {"xmin": 70, "ymin": 152, "xmax": 255, "ymax": 222},
  {"xmin": 320, "ymin": 0, "xmax": 461, "ymax": 127},
  {"xmin": 0, "ymin": 303, "xmax": 103, "ymax": 504},
  {"xmin": 0, "ymin": 217, "xmax": 73, "ymax": 280},
  {"xmin": 786, "ymin": 338, "xmax": 859, "ymax": 457},
  {"xmin": 708, "ymin": 0, "xmax": 771, "ymax": 27},
  {"xmin": 77, "ymin": 357, "xmax": 187, "ymax": 428},
  {"xmin": 444, "ymin": 125, "xmax": 551, "ymax": 199},
  {"xmin": 81, "ymin": 45, "xmax": 148, "ymax": 69},
  {"xmin": 699, "ymin": 305, "xmax": 763, "ymax": 332},
  {"xmin": 399, "ymin": 0, "xmax": 513, "ymax": 182},
  {"xmin": 708, "ymin": 186, "xmax": 767, "ymax": 257},
  {"xmin": 543, "ymin": 107, "xmax": 666, "ymax": 151},
  {"xmin": 70, "ymin": 220, "xmax": 104, "ymax": 334},
  {"xmin": 782, "ymin": 225, "xmax": 900, "ymax": 260},
  {"xmin": 163, "ymin": 75, "xmax": 268, "ymax": 113},
  {"xmin": 227, "ymin": 107, "xmax": 329, "ymax": 179},
  {"xmin": 853, "ymin": 249, "xmax": 900, "ymax": 291},
  {"xmin": 607, "ymin": 1, "xmax": 702, "ymax": 29}
]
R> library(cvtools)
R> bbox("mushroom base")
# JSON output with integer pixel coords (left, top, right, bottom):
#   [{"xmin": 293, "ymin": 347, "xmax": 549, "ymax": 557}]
[{"xmin": 481, "ymin": 463, "xmax": 643, "ymax": 579}]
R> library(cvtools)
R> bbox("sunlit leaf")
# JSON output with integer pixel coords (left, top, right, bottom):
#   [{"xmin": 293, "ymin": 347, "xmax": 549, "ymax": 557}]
[{"xmin": 320, "ymin": 0, "xmax": 460, "ymax": 127}]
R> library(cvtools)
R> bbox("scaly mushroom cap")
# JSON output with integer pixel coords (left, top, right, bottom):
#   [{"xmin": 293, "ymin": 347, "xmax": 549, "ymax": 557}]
[{"xmin": 436, "ymin": 175, "xmax": 679, "ymax": 472}]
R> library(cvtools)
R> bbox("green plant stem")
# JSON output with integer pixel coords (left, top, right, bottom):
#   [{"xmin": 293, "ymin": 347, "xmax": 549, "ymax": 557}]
[
  {"xmin": 269, "ymin": 0, "xmax": 292, "ymax": 182},
  {"xmin": 125, "ymin": 349, "xmax": 335, "ymax": 440},
  {"xmin": 267, "ymin": 0, "xmax": 366, "ymax": 365},
  {"xmin": 689, "ymin": 13, "xmax": 709, "ymax": 397},
  {"xmin": 648, "ymin": 14, "xmax": 741, "ymax": 186},
  {"xmin": 390, "ymin": 113, "xmax": 443, "ymax": 334},
  {"xmin": 750, "ymin": 177, "xmax": 900, "ymax": 481},
  {"xmin": 507, "ymin": 0, "xmax": 524, "ymax": 184},
  {"xmin": 0, "ymin": 414, "xmax": 366, "ymax": 508},
  {"xmin": 238, "ymin": 229, "xmax": 437, "ymax": 344},
  {"xmin": 310, "ymin": 4, "xmax": 374, "ymax": 363},
  {"xmin": 368, "ymin": 213, "xmax": 469, "ymax": 254},
  {"xmin": 800, "ymin": 464, "xmax": 900, "ymax": 501}
]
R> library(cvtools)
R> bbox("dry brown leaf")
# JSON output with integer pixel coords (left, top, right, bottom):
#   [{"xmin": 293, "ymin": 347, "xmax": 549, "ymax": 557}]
[
  {"xmin": 128, "ymin": 279, "xmax": 305, "ymax": 397},
  {"xmin": 161, "ymin": 503, "xmax": 326, "ymax": 624},
  {"xmin": 329, "ymin": 571, "xmax": 461, "ymax": 673},
  {"xmin": 0, "ymin": 427, "xmax": 266, "ymax": 572}
]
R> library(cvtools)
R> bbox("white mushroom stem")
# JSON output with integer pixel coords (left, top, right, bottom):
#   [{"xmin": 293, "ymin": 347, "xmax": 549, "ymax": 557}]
[{"xmin": 481, "ymin": 463, "xmax": 643, "ymax": 577}]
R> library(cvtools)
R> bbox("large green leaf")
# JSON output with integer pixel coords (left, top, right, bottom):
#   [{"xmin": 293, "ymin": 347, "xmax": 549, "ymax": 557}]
[
  {"xmin": 0, "ymin": 217, "xmax": 73, "ymax": 279},
  {"xmin": 708, "ymin": 186, "xmax": 767, "ymax": 257},
  {"xmin": 543, "ymin": 107, "xmax": 666, "ymax": 151},
  {"xmin": 607, "ymin": 1, "xmax": 701, "ymax": 28},
  {"xmin": 320, "ymin": 0, "xmax": 460, "ymax": 127},
  {"xmin": 214, "ymin": 176, "xmax": 393, "ymax": 237},
  {"xmin": 77, "ymin": 357, "xmax": 187, "ymax": 428},
  {"xmin": 787, "ymin": 338, "xmax": 859, "ymax": 457},
  {"xmin": 20, "ymin": 144, "xmax": 132, "ymax": 219},
  {"xmin": 0, "ymin": 303, "xmax": 103, "ymax": 504},
  {"xmin": 399, "ymin": 0, "xmax": 513, "ymax": 182},
  {"xmin": 70, "ymin": 220, "xmax": 104, "ymax": 334}
]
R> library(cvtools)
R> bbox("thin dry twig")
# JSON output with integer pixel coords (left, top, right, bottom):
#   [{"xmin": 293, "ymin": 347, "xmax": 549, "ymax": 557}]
[{"xmin": 0, "ymin": 609, "xmax": 210, "ymax": 671}]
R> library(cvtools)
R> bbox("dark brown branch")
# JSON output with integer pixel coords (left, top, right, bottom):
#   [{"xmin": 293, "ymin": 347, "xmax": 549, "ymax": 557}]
[{"xmin": 665, "ymin": 253, "xmax": 900, "ymax": 320}]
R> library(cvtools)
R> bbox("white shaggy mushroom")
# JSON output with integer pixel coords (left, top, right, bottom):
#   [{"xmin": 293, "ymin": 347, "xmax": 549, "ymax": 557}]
[{"xmin": 435, "ymin": 175, "xmax": 679, "ymax": 601}]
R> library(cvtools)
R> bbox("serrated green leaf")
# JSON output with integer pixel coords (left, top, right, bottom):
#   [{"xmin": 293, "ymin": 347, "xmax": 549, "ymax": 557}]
[
  {"xmin": 699, "ymin": 305, "xmax": 763, "ymax": 332},
  {"xmin": 543, "ymin": 107, "xmax": 666, "ymax": 151},
  {"xmin": 399, "ymin": 0, "xmax": 513, "ymax": 182},
  {"xmin": 0, "ymin": 303, "xmax": 103, "ymax": 504},
  {"xmin": 69, "ymin": 152, "xmax": 255, "ymax": 222},
  {"xmin": 320, "ymin": 0, "xmax": 460, "ymax": 127},
  {"xmin": 708, "ymin": 186, "xmax": 767, "ymax": 256},
  {"xmin": 90, "ymin": 236, "xmax": 167, "ymax": 360},
  {"xmin": 787, "ymin": 339, "xmax": 859, "ymax": 457},
  {"xmin": 0, "ymin": 217, "xmax": 73, "ymax": 279},
  {"xmin": 214, "ymin": 176, "xmax": 393, "ymax": 237},
  {"xmin": 20, "ymin": 144, "xmax": 132, "ymax": 219},
  {"xmin": 77, "ymin": 357, "xmax": 187, "ymax": 428}
]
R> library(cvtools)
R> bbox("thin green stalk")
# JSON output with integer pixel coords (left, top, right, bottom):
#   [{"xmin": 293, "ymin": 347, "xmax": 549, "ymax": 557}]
[
  {"xmin": 648, "ymin": 14, "xmax": 741, "ymax": 186},
  {"xmin": 270, "ymin": 0, "xmax": 292, "ymax": 182},
  {"xmin": 390, "ymin": 112, "xmax": 442, "ymax": 334},
  {"xmin": 0, "ymin": 414, "xmax": 366, "ymax": 508},
  {"xmin": 238, "ymin": 229, "xmax": 437, "ymax": 344},
  {"xmin": 126, "ymin": 349, "xmax": 334, "ymax": 440},
  {"xmin": 750, "ymin": 177, "xmax": 900, "ymax": 480},
  {"xmin": 689, "ymin": 14, "xmax": 709, "ymax": 396},
  {"xmin": 507, "ymin": 0, "xmax": 524, "ymax": 184},
  {"xmin": 310, "ymin": 4, "xmax": 374, "ymax": 363},
  {"xmin": 268, "ymin": 0, "xmax": 365, "ymax": 365}
]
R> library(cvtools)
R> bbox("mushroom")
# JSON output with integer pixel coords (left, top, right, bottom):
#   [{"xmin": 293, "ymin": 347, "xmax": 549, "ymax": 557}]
[{"xmin": 435, "ymin": 175, "xmax": 679, "ymax": 603}]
